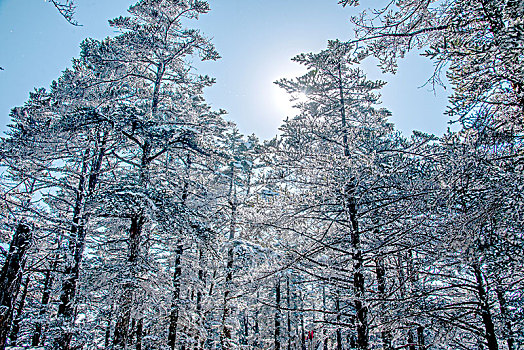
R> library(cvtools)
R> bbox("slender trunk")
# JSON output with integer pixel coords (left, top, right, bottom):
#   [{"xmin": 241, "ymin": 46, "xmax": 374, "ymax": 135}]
[
  {"xmin": 335, "ymin": 293, "xmax": 342, "ymax": 350},
  {"xmin": 221, "ymin": 198, "xmax": 236, "ymax": 349},
  {"xmin": 32, "ymin": 257, "xmax": 58, "ymax": 346},
  {"xmin": 287, "ymin": 277, "xmax": 292, "ymax": 350},
  {"xmin": 168, "ymin": 162, "xmax": 190, "ymax": 349},
  {"xmin": 473, "ymin": 263, "xmax": 498, "ymax": 350},
  {"xmin": 275, "ymin": 278, "xmax": 281, "ymax": 350},
  {"xmin": 376, "ymin": 256, "xmax": 392, "ymax": 350},
  {"xmin": 254, "ymin": 291, "xmax": 260, "ymax": 349},
  {"xmin": 240, "ymin": 312, "xmax": 248, "ymax": 346},
  {"xmin": 417, "ymin": 326, "xmax": 425, "ymax": 350},
  {"xmin": 0, "ymin": 223, "xmax": 31, "ymax": 350},
  {"xmin": 337, "ymin": 63, "xmax": 349, "ymax": 157},
  {"xmin": 9, "ymin": 275, "xmax": 30, "ymax": 346},
  {"xmin": 322, "ymin": 286, "xmax": 328, "ymax": 350},
  {"xmin": 408, "ymin": 329, "xmax": 415, "ymax": 350},
  {"xmin": 494, "ymin": 280, "xmax": 514, "ymax": 350},
  {"xmin": 105, "ymin": 306, "xmax": 113, "ymax": 348},
  {"xmin": 114, "ymin": 215, "xmax": 144, "ymax": 348},
  {"xmin": 195, "ymin": 249, "xmax": 205, "ymax": 350},
  {"xmin": 136, "ymin": 318, "xmax": 143, "ymax": 350},
  {"xmin": 57, "ymin": 137, "xmax": 106, "ymax": 349},
  {"xmin": 300, "ymin": 302, "xmax": 306, "ymax": 350},
  {"xmin": 168, "ymin": 243, "xmax": 183, "ymax": 349},
  {"xmin": 128, "ymin": 319, "xmax": 136, "ymax": 346},
  {"xmin": 346, "ymin": 181, "xmax": 368, "ymax": 350},
  {"xmin": 338, "ymin": 59, "xmax": 368, "ymax": 349}
]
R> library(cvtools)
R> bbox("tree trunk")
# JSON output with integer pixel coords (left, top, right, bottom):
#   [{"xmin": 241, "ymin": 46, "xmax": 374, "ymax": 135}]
[
  {"xmin": 9, "ymin": 275, "xmax": 30, "ymax": 346},
  {"xmin": 136, "ymin": 318, "xmax": 143, "ymax": 350},
  {"xmin": 275, "ymin": 278, "xmax": 281, "ymax": 350},
  {"xmin": 221, "ymin": 199, "xmax": 236, "ymax": 349},
  {"xmin": 494, "ymin": 279, "xmax": 514, "ymax": 350},
  {"xmin": 346, "ymin": 182, "xmax": 368, "ymax": 350},
  {"xmin": 408, "ymin": 329, "xmax": 415, "ymax": 350},
  {"xmin": 114, "ymin": 215, "xmax": 144, "ymax": 349},
  {"xmin": 473, "ymin": 263, "xmax": 498, "ymax": 350},
  {"xmin": 195, "ymin": 249, "xmax": 205, "ymax": 350},
  {"xmin": 288, "ymin": 277, "xmax": 292, "ymax": 350},
  {"xmin": 335, "ymin": 293, "xmax": 342, "ymax": 350},
  {"xmin": 32, "ymin": 259, "xmax": 57, "ymax": 346},
  {"xmin": 0, "ymin": 223, "xmax": 31, "ymax": 350},
  {"xmin": 417, "ymin": 326, "xmax": 425, "ymax": 350},
  {"xmin": 375, "ymin": 257, "xmax": 392, "ymax": 350},
  {"xmin": 254, "ymin": 291, "xmax": 260, "ymax": 349},
  {"xmin": 105, "ymin": 306, "xmax": 113, "ymax": 348},
  {"xmin": 168, "ymin": 243, "xmax": 183, "ymax": 349},
  {"xmin": 57, "ymin": 137, "xmax": 106, "ymax": 349}
]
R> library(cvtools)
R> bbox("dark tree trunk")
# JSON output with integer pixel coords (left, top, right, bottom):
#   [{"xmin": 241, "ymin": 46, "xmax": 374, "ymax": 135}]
[
  {"xmin": 300, "ymin": 306, "xmax": 306, "ymax": 350},
  {"xmin": 408, "ymin": 329, "xmax": 415, "ymax": 350},
  {"xmin": 473, "ymin": 263, "xmax": 498, "ymax": 350},
  {"xmin": 136, "ymin": 318, "xmax": 143, "ymax": 350},
  {"xmin": 104, "ymin": 306, "xmax": 113, "ymax": 349},
  {"xmin": 167, "ymin": 243, "xmax": 183, "ymax": 349},
  {"xmin": 275, "ymin": 278, "xmax": 281, "ymax": 350},
  {"xmin": 0, "ymin": 223, "xmax": 31, "ymax": 350},
  {"xmin": 346, "ymin": 182, "xmax": 368, "ymax": 350},
  {"xmin": 254, "ymin": 291, "xmax": 260, "ymax": 349},
  {"xmin": 495, "ymin": 279, "xmax": 514, "ymax": 350},
  {"xmin": 287, "ymin": 276, "xmax": 292, "ymax": 350},
  {"xmin": 336, "ymin": 293, "xmax": 342, "ymax": 350},
  {"xmin": 417, "ymin": 326, "xmax": 425, "ymax": 350},
  {"xmin": 221, "ymin": 199, "xmax": 236, "ymax": 349},
  {"xmin": 195, "ymin": 249, "xmax": 205, "ymax": 350},
  {"xmin": 114, "ymin": 215, "xmax": 144, "ymax": 349},
  {"xmin": 239, "ymin": 312, "xmax": 248, "ymax": 346},
  {"xmin": 32, "ymin": 258, "xmax": 57, "ymax": 347},
  {"xmin": 375, "ymin": 257, "xmax": 392, "ymax": 350},
  {"xmin": 57, "ymin": 138, "xmax": 106, "ymax": 349},
  {"xmin": 128, "ymin": 318, "xmax": 136, "ymax": 346},
  {"xmin": 9, "ymin": 275, "xmax": 30, "ymax": 346}
]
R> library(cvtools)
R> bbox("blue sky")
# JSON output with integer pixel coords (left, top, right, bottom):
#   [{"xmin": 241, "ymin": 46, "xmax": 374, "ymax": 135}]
[{"xmin": 0, "ymin": 0, "xmax": 450, "ymax": 139}]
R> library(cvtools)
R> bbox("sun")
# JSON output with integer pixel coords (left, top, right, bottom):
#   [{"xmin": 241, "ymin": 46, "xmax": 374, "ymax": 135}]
[{"xmin": 271, "ymin": 85, "xmax": 308, "ymax": 117}]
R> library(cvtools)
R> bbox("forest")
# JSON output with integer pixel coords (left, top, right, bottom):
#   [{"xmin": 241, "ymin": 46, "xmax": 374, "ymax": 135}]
[{"xmin": 0, "ymin": 0, "xmax": 523, "ymax": 349}]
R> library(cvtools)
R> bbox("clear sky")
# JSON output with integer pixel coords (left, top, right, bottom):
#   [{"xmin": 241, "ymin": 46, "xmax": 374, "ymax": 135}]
[{"xmin": 0, "ymin": 0, "xmax": 450, "ymax": 140}]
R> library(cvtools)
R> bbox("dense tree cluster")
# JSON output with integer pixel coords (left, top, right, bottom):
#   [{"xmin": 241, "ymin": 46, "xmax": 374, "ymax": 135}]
[{"xmin": 0, "ymin": 0, "xmax": 522, "ymax": 349}]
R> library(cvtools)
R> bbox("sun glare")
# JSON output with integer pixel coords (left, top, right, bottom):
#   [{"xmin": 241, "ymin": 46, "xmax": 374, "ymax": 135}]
[{"xmin": 271, "ymin": 86, "xmax": 308, "ymax": 118}]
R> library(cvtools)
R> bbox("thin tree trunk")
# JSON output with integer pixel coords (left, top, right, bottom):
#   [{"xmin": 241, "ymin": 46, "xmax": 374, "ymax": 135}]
[
  {"xmin": 338, "ymin": 59, "xmax": 368, "ymax": 349},
  {"xmin": 221, "ymin": 190, "xmax": 236, "ymax": 349},
  {"xmin": 9, "ymin": 275, "xmax": 30, "ymax": 346},
  {"xmin": 346, "ymin": 182, "xmax": 368, "ymax": 350},
  {"xmin": 322, "ymin": 286, "xmax": 328, "ymax": 350},
  {"xmin": 254, "ymin": 291, "xmax": 260, "ymax": 349},
  {"xmin": 136, "ymin": 318, "xmax": 143, "ymax": 350},
  {"xmin": 114, "ymin": 215, "xmax": 144, "ymax": 348},
  {"xmin": 168, "ymin": 243, "xmax": 183, "ymax": 349},
  {"xmin": 32, "ymin": 256, "xmax": 58, "ymax": 346},
  {"xmin": 376, "ymin": 256, "xmax": 392, "ymax": 350},
  {"xmin": 275, "ymin": 278, "xmax": 281, "ymax": 350},
  {"xmin": 57, "ymin": 136, "xmax": 106, "ymax": 349},
  {"xmin": 408, "ymin": 329, "xmax": 415, "ymax": 350},
  {"xmin": 0, "ymin": 223, "xmax": 31, "ymax": 350},
  {"xmin": 287, "ymin": 276, "xmax": 292, "ymax": 350},
  {"xmin": 300, "ymin": 302, "xmax": 306, "ymax": 350},
  {"xmin": 105, "ymin": 305, "xmax": 113, "ymax": 349},
  {"xmin": 494, "ymin": 279, "xmax": 514, "ymax": 350},
  {"xmin": 472, "ymin": 263, "xmax": 499, "ymax": 350},
  {"xmin": 335, "ymin": 293, "xmax": 342, "ymax": 350},
  {"xmin": 195, "ymin": 249, "xmax": 205, "ymax": 350},
  {"xmin": 417, "ymin": 326, "xmax": 425, "ymax": 350},
  {"xmin": 168, "ymin": 162, "xmax": 190, "ymax": 349}
]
